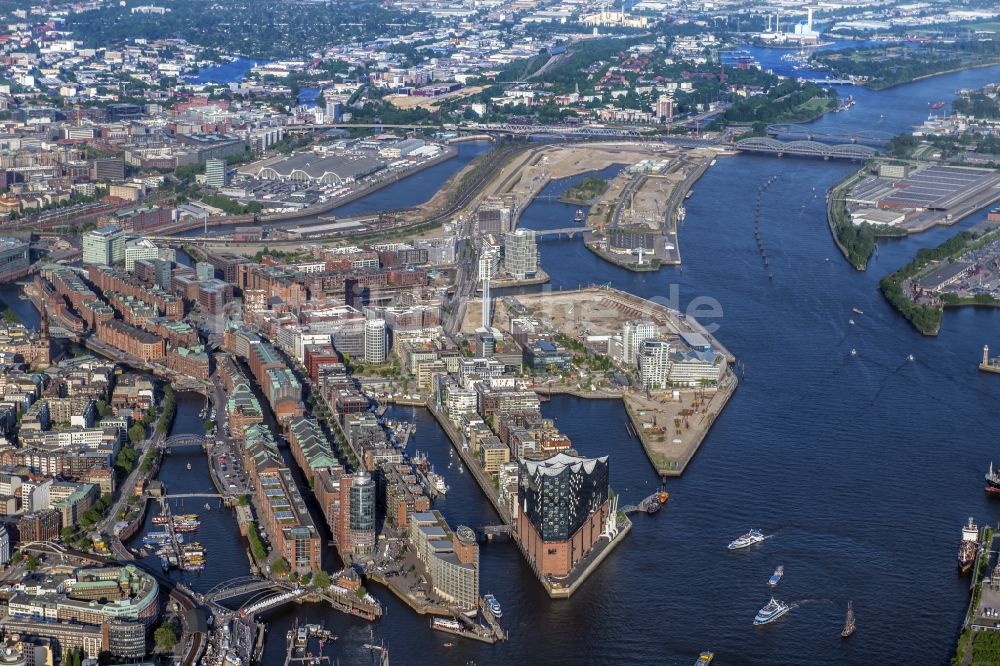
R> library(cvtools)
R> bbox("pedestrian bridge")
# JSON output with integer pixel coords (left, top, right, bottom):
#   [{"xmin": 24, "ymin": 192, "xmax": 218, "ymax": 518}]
[
  {"xmin": 205, "ymin": 577, "xmax": 285, "ymax": 604},
  {"xmin": 735, "ymin": 137, "xmax": 880, "ymax": 160},
  {"xmin": 240, "ymin": 588, "xmax": 306, "ymax": 617},
  {"xmin": 161, "ymin": 434, "xmax": 209, "ymax": 450}
]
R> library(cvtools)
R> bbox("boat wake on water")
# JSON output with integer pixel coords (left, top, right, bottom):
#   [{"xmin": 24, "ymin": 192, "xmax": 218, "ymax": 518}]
[{"xmin": 788, "ymin": 598, "xmax": 838, "ymax": 607}]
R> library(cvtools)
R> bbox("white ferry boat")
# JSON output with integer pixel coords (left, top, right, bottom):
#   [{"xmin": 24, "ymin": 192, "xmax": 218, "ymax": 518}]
[
  {"xmin": 484, "ymin": 593, "xmax": 502, "ymax": 618},
  {"xmin": 754, "ymin": 597, "xmax": 790, "ymax": 626},
  {"xmin": 728, "ymin": 529, "xmax": 766, "ymax": 550}
]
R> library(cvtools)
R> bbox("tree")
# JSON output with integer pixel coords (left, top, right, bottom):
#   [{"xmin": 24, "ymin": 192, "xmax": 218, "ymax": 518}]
[
  {"xmin": 25, "ymin": 554, "xmax": 39, "ymax": 571},
  {"xmin": 154, "ymin": 622, "xmax": 177, "ymax": 652},
  {"xmin": 271, "ymin": 558, "xmax": 290, "ymax": 576},
  {"xmin": 312, "ymin": 570, "xmax": 330, "ymax": 589},
  {"xmin": 128, "ymin": 424, "xmax": 145, "ymax": 445}
]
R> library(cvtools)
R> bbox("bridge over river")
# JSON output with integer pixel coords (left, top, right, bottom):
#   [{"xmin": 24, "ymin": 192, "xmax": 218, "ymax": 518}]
[{"xmin": 735, "ymin": 137, "xmax": 881, "ymax": 160}]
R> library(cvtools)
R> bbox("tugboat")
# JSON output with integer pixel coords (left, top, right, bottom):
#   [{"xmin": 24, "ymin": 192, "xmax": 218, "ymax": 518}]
[
  {"xmin": 728, "ymin": 529, "xmax": 766, "ymax": 550},
  {"xmin": 769, "ymin": 565, "xmax": 784, "ymax": 587},
  {"xmin": 754, "ymin": 597, "xmax": 790, "ymax": 625},
  {"xmin": 958, "ymin": 517, "xmax": 979, "ymax": 573},
  {"xmin": 841, "ymin": 601, "xmax": 856, "ymax": 638},
  {"xmin": 646, "ymin": 482, "xmax": 670, "ymax": 514}
]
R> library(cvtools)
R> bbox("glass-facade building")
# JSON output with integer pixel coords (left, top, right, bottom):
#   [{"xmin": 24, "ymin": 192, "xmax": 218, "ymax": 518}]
[
  {"xmin": 349, "ymin": 471, "xmax": 376, "ymax": 553},
  {"xmin": 519, "ymin": 452, "xmax": 609, "ymax": 541}
]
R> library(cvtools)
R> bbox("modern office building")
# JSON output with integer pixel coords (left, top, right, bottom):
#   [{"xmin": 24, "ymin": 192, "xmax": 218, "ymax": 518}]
[
  {"xmin": 123, "ymin": 238, "xmax": 159, "ymax": 272},
  {"xmin": 517, "ymin": 452, "xmax": 610, "ymax": 577},
  {"xmin": 82, "ymin": 225, "xmax": 125, "ymax": 266},
  {"xmin": 409, "ymin": 511, "xmax": 479, "ymax": 609},
  {"xmin": 0, "ymin": 239, "xmax": 29, "ymax": 281},
  {"xmin": 0, "ymin": 524, "xmax": 9, "ymax": 565},
  {"xmin": 503, "ymin": 228, "xmax": 538, "ymax": 280},
  {"xmin": 204, "ymin": 158, "xmax": 228, "ymax": 188},
  {"xmin": 91, "ymin": 157, "xmax": 125, "ymax": 183},
  {"xmin": 364, "ymin": 318, "xmax": 387, "ymax": 364},
  {"xmin": 325, "ymin": 471, "xmax": 376, "ymax": 557},
  {"xmin": 195, "ymin": 261, "xmax": 215, "ymax": 280},
  {"xmin": 523, "ymin": 339, "xmax": 572, "ymax": 374},
  {"xmin": 348, "ymin": 472, "xmax": 376, "ymax": 554}
]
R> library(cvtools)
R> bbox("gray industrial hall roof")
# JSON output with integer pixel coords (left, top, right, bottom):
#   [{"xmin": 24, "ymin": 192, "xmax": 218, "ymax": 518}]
[{"xmin": 256, "ymin": 151, "xmax": 382, "ymax": 181}]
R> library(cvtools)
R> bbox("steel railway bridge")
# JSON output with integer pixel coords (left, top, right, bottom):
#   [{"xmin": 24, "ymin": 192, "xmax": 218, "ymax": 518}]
[{"xmin": 735, "ymin": 137, "xmax": 880, "ymax": 160}]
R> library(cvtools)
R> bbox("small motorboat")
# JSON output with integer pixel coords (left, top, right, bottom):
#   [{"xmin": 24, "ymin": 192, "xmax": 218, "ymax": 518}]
[{"xmin": 769, "ymin": 565, "xmax": 784, "ymax": 587}]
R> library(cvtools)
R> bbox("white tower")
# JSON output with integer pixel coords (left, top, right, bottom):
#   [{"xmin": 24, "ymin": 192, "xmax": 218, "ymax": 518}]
[
  {"xmin": 482, "ymin": 272, "xmax": 491, "ymax": 327},
  {"xmin": 479, "ymin": 251, "xmax": 496, "ymax": 328},
  {"xmin": 364, "ymin": 318, "xmax": 387, "ymax": 364},
  {"xmin": 807, "ymin": 7, "xmax": 814, "ymax": 30}
]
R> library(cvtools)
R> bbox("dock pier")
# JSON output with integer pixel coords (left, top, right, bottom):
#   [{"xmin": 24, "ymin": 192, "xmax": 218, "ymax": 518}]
[
  {"xmin": 479, "ymin": 598, "xmax": 508, "ymax": 642},
  {"xmin": 430, "ymin": 617, "xmax": 498, "ymax": 644}
]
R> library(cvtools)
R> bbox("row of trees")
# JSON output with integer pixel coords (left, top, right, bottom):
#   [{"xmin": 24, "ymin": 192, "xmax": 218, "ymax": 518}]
[
  {"xmin": 157, "ymin": 385, "xmax": 176, "ymax": 435},
  {"xmin": 247, "ymin": 522, "xmax": 268, "ymax": 563},
  {"xmin": 814, "ymin": 41, "xmax": 1000, "ymax": 90},
  {"xmin": 200, "ymin": 194, "xmax": 263, "ymax": 216},
  {"xmin": 117, "ymin": 393, "xmax": 163, "ymax": 475}
]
